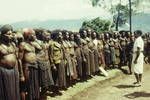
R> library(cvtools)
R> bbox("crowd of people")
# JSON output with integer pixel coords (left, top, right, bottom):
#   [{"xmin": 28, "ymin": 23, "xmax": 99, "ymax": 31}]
[{"xmin": 0, "ymin": 24, "xmax": 150, "ymax": 100}]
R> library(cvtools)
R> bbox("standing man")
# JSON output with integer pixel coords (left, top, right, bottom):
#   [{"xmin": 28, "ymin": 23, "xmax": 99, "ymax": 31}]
[{"xmin": 132, "ymin": 30, "xmax": 144, "ymax": 86}]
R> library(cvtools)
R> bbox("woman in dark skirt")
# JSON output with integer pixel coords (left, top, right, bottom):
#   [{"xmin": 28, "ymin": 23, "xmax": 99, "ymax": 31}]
[
  {"xmin": 20, "ymin": 55, "xmax": 40, "ymax": 100},
  {"xmin": 110, "ymin": 39, "xmax": 116, "ymax": 68},
  {"xmin": 103, "ymin": 33, "xmax": 111, "ymax": 69},
  {"xmin": 80, "ymin": 29, "xmax": 91, "ymax": 79},
  {"xmin": 88, "ymin": 41, "xmax": 96, "ymax": 75},
  {"xmin": 0, "ymin": 24, "xmax": 20, "ymax": 100},
  {"xmin": 69, "ymin": 32, "xmax": 78, "ymax": 81},
  {"xmin": 37, "ymin": 61, "xmax": 54, "ymax": 93},
  {"xmin": 50, "ymin": 30, "xmax": 67, "ymax": 91},
  {"xmin": 85, "ymin": 30, "xmax": 95, "ymax": 75},
  {"xmin": 119, "ymin": 33, "xmax": 127, "ymax": 67},
  {"xmin": 19, "ymin": 28, "xmax": 40, "ymax": 100},
  {"xmin": 97, "ymin": 34, "xmax": 105, "ymax": 68},
  {"xmin": 35, "ymin": 29, "xmax": 54, "ymax": 94},
  {"xmin": 74, "ymin": 33, "xmax": 84, "ymax": 80},
  {"xmin": 92, "ymin": 31, "xmax": 100, "ymax": 74},
  {"xmin": 75, "ymin": 46, "xmax": 83, "ymax": 79}
]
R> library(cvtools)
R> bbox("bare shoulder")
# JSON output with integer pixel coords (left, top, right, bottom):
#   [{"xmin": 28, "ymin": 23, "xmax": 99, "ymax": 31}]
[
  {"xmin": 18, "ymin": 42, "xmax": 26, "ymax": 50},
  {"xmin": 0, "ymin": 43, "xmax": 8, "ymax": 54},
  {"xmin": 31, "ymin": 41, "xmax": 42, "ymax": 50},
  {"xmin": 19, "ymin": 42, "xmax": 26, "ymax": 47},
  {"xmin": 0, "ymin": 43, "xmax": 3, "ymax": 51}
]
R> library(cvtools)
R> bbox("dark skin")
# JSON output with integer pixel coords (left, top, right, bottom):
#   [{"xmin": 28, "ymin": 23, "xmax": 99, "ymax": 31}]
[
  {"xmin": 19, "ymin": 31, "xmax": 37, "ymax": 100},
  {"xmin": 0, "ymin": 31, "xmax": 17, "ymax": 67},
  {"xmin": 0, "ymin": 30, "xmax": 25, "ymax": 99},
  {"xmin": 58, "ymin": 32, "xmax": 63, "ymax": 43},
  {"xmin": 51, "ymin": 32, "xmax": 63, "ymax": 70},
  {"xmin": 35, "ymin": 31, "xmax": 50, "ymax": 61},
  {"xmin": 35, "ymin": 31, "xmax": 52, "ymax": 94},
  {"xmin": 127, "ymin": 36, "xmax": 134, "ymax": 74},
  {"xmin": 69, "ymin": 33, "xmax": 74, "ymax": 41},
  {"xmin": 91, "ymin": 32, "xmax": 96, "ymax": 39},
  {"xmin": 19, "ymin": 34, "xmax": 37, "ymax": 64},
  {"xmin": 87, "ymin": 29, "xmax": 92, "ymax": 38},
  {"xmin": 82, "ymin": 30, "xmax": 87, "ymax": 39},
  {"xmin": 64, "ymin": 32, "xmax": 69, "ymax": 40}
]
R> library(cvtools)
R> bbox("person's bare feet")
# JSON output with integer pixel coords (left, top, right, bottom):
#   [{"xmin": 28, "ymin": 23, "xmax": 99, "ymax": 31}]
[
  {"xmin": 133, "ymin": 82, "xmax": 138, "ymax": 84},
  {"xmin": 133, "ymin": 82, "xmax": 141, "ymax": 87}
]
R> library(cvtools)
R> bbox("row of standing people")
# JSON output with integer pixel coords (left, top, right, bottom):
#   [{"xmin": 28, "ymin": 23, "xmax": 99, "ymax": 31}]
[
  {"xmin": 0, "ymin": 24, "xmax": 150, "ymax": 100},
  {"xmin": 0, "ymin": 25, "xmax": 104, "ymax": 100}
]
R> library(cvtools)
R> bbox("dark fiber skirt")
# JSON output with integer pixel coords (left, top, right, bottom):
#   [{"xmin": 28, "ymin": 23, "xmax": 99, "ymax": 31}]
[
  {"xmin": 38, "ymin": 61, "xmax": 54, "ymax": 88},
  {"xmin": 0, "ymin": 67, "xmax": 20, "ymax": 100},
  {"xmin": 28, "ymin": 67, "xmax": 40, "ymax": 100},
  {"xmin": 21, "ymin": 63, "xmax": 40, "ymax": 100}
]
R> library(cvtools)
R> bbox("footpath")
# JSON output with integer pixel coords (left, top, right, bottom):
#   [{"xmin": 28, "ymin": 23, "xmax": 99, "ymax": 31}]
[
  {"xmin": 46, "ymin": 66, "xmax": 131, "ymax": 100},
  {"xmin": 70, "ymin": 64, "xmax": 150, "ymax": 100}
]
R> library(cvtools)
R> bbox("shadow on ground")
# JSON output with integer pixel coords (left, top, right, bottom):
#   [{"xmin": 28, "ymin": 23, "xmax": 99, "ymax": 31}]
[
  {"xmin": 118, "ymin": 68, "xmax": 129, "ymax": 75},
  {"xmin": 114, "ymin": 84, "xmax": 136, "ymax": 89},
  {"xmin": 124, "ymin": 91, "xmax": 150, "ymax": 99}
]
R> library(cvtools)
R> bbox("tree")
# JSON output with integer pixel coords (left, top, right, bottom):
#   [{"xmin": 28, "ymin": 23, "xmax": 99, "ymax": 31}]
[
  {"xmin": 90, "ymin": 0, "xmax": 141, "ymax": 31},
  {"xmin": 81, "ymin": 17, "xmax": 113, "ymax": 33},
  {"xmin": 129, "ymin": 0, "xmax": 132, "ymax": 32},
  {"xmin": 113, "ymin": 4, "xmax": 130, "ymax": 30}
]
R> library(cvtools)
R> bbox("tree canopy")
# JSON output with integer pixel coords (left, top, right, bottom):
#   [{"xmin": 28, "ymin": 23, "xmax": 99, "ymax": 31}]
[
  {"xmin": 81, "ymin": 17, "xmax": 114, "ymax": 33},
  {"xmin": 90, "ymin": 0, "xmax": 141, "ymax": 27}
]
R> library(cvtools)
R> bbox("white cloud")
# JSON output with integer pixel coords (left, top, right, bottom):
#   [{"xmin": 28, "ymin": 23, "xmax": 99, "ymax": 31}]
[{"xmin": 0, "ymin": 0, "xmax": 110, "ymax": 24}]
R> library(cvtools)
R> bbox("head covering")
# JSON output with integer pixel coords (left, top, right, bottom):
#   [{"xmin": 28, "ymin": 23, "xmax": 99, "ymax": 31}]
[{"xmin": 0, "ymin": 24, "xmax": 13, "ymax": 34}]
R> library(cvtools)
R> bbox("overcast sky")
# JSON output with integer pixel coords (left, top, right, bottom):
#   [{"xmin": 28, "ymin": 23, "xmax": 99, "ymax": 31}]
[{"xmin": 0, "ymin": 0, "xmax": 111, "ymax": 24}]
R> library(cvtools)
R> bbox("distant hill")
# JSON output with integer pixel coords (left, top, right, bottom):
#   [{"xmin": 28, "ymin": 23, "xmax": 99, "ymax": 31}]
[
  {"xmin": 10, "ymin": 13, "xmax": 150, "ymax": 32},
  {"xmin": 11, "ymin": 19, "xmax": 85, "ymax": 31}
]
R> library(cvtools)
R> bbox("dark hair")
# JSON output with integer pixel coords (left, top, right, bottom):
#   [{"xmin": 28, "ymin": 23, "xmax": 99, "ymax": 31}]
[
  {"xmin": 61, "ymin": 30, "xmax": 68, "ymax": 40},
  {"xmin": 68, "ymin": 31, "xmax": 74, "ymax": 41},
  {"xmin": 79, "ymin": 28, "xmax": 86, "ymax": 38},
  {"xmin": 0, "ymin": 24, "xmax": 13, "ymax": 34},
  {"xmin": 91, "ymin": 31, "xmax": 97, "ymax": 39},
  {"xmin": 51, "ymin": 29, "xmax": 61, "ymax": 40},
  {"xmin": 74, "ymin": 33, "xmax": 81, "ymax": 45},
  {"xmin": 134, "ymin": 30, "xmax": 142, "ymax": 36},
  {"xmin": 34, "ymin": 28, "xmax": 44, "ymax": 40}
]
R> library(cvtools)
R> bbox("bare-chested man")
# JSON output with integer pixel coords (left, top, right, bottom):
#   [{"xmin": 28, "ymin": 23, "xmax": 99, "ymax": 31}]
[
  {"xmin": 19, "ymin": 28, "xmax": 40, "ymax": 100},
  {"xmin": 0, "ymin": 25, "xmax": 20, "ymax": 100}
]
